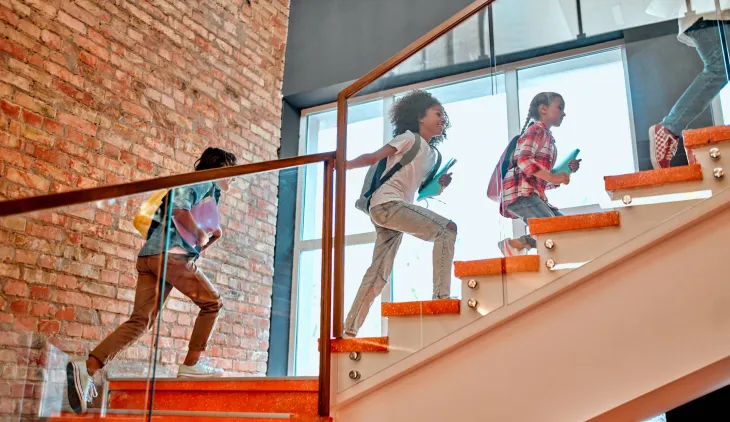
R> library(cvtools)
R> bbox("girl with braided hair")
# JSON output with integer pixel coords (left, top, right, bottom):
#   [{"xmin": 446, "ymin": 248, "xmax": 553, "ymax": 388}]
[{"xmin": 498, "ymin": 92, "xmax": 581, "ymax": 256}]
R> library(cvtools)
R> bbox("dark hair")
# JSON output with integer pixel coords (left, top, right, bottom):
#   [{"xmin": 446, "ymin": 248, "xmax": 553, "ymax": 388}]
[
  {"xmin": 389, "ymin": 90, "xmax": 451, "ymax": 146},
  {"xmin": 194, "ymin": 147, "xmax": 237, "ymax": 171},
  {"xmin": 521, "ymin": 92, "xmax": 563, "ymax": 134}
]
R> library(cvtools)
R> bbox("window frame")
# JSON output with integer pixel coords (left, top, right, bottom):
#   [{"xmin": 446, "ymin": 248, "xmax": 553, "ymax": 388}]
[{"xmin": 288, "ymin": 39, "xmax": 640, "ymax": 375}]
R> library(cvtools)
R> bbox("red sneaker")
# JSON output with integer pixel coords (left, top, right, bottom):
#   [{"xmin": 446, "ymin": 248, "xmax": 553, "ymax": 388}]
[{"xmin": 649, "ymin": 124, "xmax": 679, "ymax": 170}]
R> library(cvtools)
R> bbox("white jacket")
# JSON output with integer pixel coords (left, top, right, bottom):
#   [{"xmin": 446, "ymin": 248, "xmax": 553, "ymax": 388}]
[{"xmin": 647, "ymin": 0, "xmax": 730, "ymax": 46}]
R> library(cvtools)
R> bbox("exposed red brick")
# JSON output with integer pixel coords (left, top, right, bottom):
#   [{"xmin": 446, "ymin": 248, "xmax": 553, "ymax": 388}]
[
  {"xmin": 55, "ymin": 307, "xmax": 75, "ymax": 321},
  {"xmin": 0, "ymin": 100, "xmax": 20, "ymax": 118},
  {"xmin": 0, "ymin": 2, "xmax": 285, "ymax": 410},
  {"xmin": 21, "ymin": 109, "xmax": 43, "ymax": 128},
  {"xmin": 38, "ymin": 320, "xmax": 60, "ymax": 334},
  {"xmin": 58, "ymin": 112, "xmax": 96, "ymax": 136},
  {"xmin": 3, "ymin": 281, "xmax": 28, "ymax": 297},
  {"xmin": 43, "ymin": 118, "xmax": 63, "ymax": 136}
]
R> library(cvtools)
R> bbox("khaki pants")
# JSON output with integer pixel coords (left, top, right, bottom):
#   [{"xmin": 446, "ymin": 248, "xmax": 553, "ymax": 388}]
[
  {"xmin": 344, "ymin": 201, "xmax": 456, "ymax": 335},
  {"xmin": 90, "ymin": 254, "xmax": 222, "ymax": 365}
]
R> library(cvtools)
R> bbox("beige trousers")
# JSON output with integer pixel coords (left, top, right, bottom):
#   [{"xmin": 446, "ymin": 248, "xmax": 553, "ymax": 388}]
[{"xmin": 344, "ymin": 201, "xmax": 456, "ymax": 335}]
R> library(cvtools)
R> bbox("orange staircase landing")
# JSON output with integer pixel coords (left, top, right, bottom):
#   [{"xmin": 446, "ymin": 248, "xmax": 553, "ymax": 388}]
[
  {"xmin": 50, "ymin": 412, "xmax": 332, "ymax": 422},
  {"xmin": 106, "ymin": 378, "xmax": 318, "ymax": 415}
]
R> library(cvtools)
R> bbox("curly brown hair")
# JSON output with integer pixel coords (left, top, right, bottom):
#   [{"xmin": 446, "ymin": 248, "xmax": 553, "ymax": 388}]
[
  {"xmin": 389, "ymin": 90, "xmax": 451, "ymax": 146},
  {"xmin": 194, "ymin": 147, "xmax": 237, "ymax": 171}
]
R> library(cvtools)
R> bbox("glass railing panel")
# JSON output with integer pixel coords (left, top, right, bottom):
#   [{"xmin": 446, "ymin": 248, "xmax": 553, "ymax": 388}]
[
  {"xmin": 331, "ymin": 6, "xmax": 512, "ymax": 393},
  {"xmin": 1, "ymin": 157, "xmax": 333, "ymax": 419},
  {"xmin": 1, "ymin": 191, "xmax": 161, "ymax": 419},
  {"xmin": 333, "ymin": 0, "xmax": 730, "ymax": 397},
  {"xmin": 302, "ymin": 100, "xmax": 385, "ymax": 240}
]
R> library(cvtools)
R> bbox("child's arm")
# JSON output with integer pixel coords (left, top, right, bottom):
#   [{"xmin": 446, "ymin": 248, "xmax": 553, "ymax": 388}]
[
  {"xmin": 172, "ymin": 209, "xmax": 210, "ymax": 247},
  {"xmin": 515, "ymin": 129, "xmax": 567, "ymax": 186},
  {"xmin": 347, "ymin": 144, "xmax": 398, "ymax": 170},
  {"xmin": 169, "ymin": 184, "xmax": 215, "ymax": 248},
  {"xmin": 199, "ymin": 227, "xmax": 222, "ymax": 253}
]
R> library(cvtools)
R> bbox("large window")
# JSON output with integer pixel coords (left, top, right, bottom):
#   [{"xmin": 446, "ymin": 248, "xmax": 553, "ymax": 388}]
[
  {"xmin": 291, "ymin": 46, "xmax": 638, "ymax": 375},
  {"xmin": 518, "ymin": 49, "xmax": 636, "ymax": 209}
]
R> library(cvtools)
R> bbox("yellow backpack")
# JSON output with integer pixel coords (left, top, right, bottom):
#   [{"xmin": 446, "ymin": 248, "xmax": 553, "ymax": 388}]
[{"xmin": 133, "ymin": 189, "xmax": 169, "ymax": 238}]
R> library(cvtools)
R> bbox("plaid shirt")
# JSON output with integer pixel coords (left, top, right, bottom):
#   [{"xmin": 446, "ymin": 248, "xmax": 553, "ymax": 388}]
[{"xmin": 500, "ymin": 122, "xmax": 558, "ymax": 218}]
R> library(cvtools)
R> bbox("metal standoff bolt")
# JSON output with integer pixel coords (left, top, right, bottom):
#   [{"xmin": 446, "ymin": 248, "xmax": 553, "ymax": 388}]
[
  {"xmin": 467, "ymin": 279, "xmax": 479, "ymax": 289},
  {"xmin": 622, "ymin": 195, "xmax": 632, "ymax": 205},
  {"xmin": 544, "ymin": 239, "xmax": 555, "ymax": 250},
  {"xmin": 545, "ymin": 259, "xmax": 556, "ymax": 270},
  {"xmin": 710, "ymin": 148, "xmax": 721, "ymax": 160},
  {"xmin": 714, "ymin": 168, "xmax": 725, "ymax": 180},
  {"xmin": 348, "ymin": 352, "xmax": 361, "ymax": 361},
  {"xmin": 348, "ymin": 370, "xmax": 361, "ymax": 380},
  {"xmin": 467, "ymin": 298, "xmax": 478, "ymax": 309}
]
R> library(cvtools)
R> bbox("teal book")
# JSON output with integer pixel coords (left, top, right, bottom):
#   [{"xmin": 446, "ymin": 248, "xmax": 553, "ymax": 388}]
[
  {"xmin": 417, "ymin": 159, "xmax": 457, "ymax": 201},
  {"xmin": 551, "ymin": 148, "xmax": 580, "ymax": 175}
]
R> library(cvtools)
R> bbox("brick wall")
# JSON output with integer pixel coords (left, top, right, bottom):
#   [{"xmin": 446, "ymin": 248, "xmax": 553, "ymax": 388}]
[{"xmin": 0, "ymin": 0, "xmax": 288, "ymax": 418}]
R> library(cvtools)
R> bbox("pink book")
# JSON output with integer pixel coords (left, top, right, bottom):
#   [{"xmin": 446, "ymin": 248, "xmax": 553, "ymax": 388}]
[{"xmin": 172, "ymin": 196, "xmax": 219, "ymax": 247}]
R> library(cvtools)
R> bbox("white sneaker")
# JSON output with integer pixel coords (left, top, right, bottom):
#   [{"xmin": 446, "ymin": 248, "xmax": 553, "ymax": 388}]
[
  {"xmin": 177, "ymin": 361, "xmax": 224, "ymax": 378},
  {"xmin": 66, "ymin": 360, "xmax": 98, "ymax": 414},
  {"xmin": 498, "ymin": 239, "xmax": 523, "ymax": 257}
]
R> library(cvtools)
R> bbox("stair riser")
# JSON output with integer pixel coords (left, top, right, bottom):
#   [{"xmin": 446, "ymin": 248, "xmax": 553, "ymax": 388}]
[
  {"xmin": 534, "ymin": 200, "xmax": 703, "ymax": 265},
  {"xmin": 689, "ymin": 144, "xmax": 729, "ymax": 194},
  {"xmin": 108, "ymin": 391, "xmax": 318, "ymax": 414}
]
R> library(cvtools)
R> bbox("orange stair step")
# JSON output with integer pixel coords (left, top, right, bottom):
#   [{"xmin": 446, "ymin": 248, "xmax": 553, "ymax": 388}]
[
  {"xmin": 454, "ymin": 256, "xmax": 540, "ymax": 277},
  {"xmin": 528, "ymin": 211, "xmax": 620, "ymax": 235},
  {"xmin": 604, "ymin": 165, "xmax": 703, "ymax": 191},
  {"xmin": 50, "ymin": 414, "xmax": 288, "ymax": 422},
  {"xmin": 49, "ymin": 412, "xmax": 332, "ymax": 422},
  {"xmin": 683, "ymin": 125, "xmax": 730, "ymax": 149},
  {"xmin": 106, "ymin": 378, "xmax": 318, "ymax": 415},
  {"xmin": 322, "ymin": 337, "xmax": 389, "ymax": 353},
  {"xmin": 381, "ymin": 299, "xmax": 460, "ymax": 317}
]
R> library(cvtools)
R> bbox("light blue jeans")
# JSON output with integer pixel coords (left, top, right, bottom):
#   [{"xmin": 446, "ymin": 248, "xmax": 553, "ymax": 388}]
[
  {"xmin": 507, "ymin": 194, "xmax": 563, "ymax": 249},
  {"xmin": 662, "ymin": 20, "xmax": 730, "ymax": 135}
]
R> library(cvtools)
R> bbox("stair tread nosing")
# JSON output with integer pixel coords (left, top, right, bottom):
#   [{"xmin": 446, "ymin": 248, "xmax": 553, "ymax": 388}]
[
  {"xmin": 454, "ymin": 255, "xmax": 540, "ymax": 277},
  {"xmin": 683, "ymin": 125, "xmax": 730, "ymax": 148},
  {"xmin": 381, "ymin": 298, "xmax": 460, "ymax": 317},
  {"xmin": 50, "ymin": 412, "xmax": 332, "ymax": 422},
  {"xmin": 322, "ymin": 336, "xmax": 389, "ymax": 353},
  {"xmin": 108, "ymin": 378, "xmax": 318, "ymax": 392},
  {"xmin": 528, "ymin": 211, "xmax": 620, "ymax": 235},
  {"xmin": 604, "ymin": 164, "xmax": 703, "ymax": 191}
]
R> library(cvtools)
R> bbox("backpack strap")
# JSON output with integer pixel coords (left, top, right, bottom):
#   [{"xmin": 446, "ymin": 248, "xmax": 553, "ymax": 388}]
[
  {"xmin": 363, "ymin": 131, "xmax": 422, "ymax": 198},
  {"xmin": 419, "ymin": 146, "xmax": 442, "ymax": 192},
  {"xmin": 505, "ymin": 122, "xmax": 549, "ymax": 175}
]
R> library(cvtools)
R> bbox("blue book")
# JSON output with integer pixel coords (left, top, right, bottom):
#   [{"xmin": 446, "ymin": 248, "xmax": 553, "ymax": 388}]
[
  {"xmin": 417, "ymin": 159, "xmax": 457, "ymax": 201},
  {"xmin": 551, "ymin": 148, "xmax": 580, "ymax": 175}
]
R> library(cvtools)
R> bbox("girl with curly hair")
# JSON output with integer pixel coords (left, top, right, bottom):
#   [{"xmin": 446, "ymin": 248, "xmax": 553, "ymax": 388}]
[{"xmin": 343, "ymin": 90, "xmax": 457, "ymax": 337}]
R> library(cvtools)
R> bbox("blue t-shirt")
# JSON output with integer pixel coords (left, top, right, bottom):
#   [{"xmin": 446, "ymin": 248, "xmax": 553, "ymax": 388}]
[{"xmin": 138, "ymin": 182, "xmax": 220, "ymax": 257}]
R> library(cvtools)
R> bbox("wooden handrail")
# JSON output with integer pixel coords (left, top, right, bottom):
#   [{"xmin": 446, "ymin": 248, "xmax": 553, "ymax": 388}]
[
  {"xmin": 0, "ymin": 152, "xmax": 336, "ymax": 217},
  {"xmin": 333, "ymin": 0, "xmax": 495, "ymax": 338}
]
